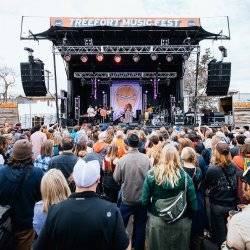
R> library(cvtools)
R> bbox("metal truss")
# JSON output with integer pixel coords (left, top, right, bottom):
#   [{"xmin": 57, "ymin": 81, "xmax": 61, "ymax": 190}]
[
  {"xmin": 74, "ymin": 72, "xmax": 177, "ymax": 79},
  {"xmin": 54, "ymin": 45, "xmax": 199, "ymax": 55}
]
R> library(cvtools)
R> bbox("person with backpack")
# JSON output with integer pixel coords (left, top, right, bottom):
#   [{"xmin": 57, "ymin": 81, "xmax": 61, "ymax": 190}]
[
  {"xmin": 181, "ymin": 146, "xmax": 206, "ymax": 249},
  {"xmin": 205, "ymin": 142, "xmax": 239, "ymax": 247},
  {"xmin": 141, "ymin": 144, "xmax": 197, "ymax": 250},
  {"xmin": 0, "ymin": 139, "xmax": 43, "ymax": 250}
]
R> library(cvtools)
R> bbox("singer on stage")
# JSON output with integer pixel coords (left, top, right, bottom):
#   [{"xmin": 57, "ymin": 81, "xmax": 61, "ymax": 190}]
[{"xmin": 124, "ymin": 103, "xmax": 133, "ymax": 123}]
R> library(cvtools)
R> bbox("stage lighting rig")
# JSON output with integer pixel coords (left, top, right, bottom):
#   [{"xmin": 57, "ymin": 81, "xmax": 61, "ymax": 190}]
[
  {"xmin": 64, "ymin": 54, "xmax": 71, "ymax": 62},
  {"xmin": 114, "ymin": 54, "xmax": 122, "ymax": 63},
  {"xmin": 80, "ymin": 55, "xmax": 88, "ymax": 63},
  {"xmin": 150, "ymin": 53, "xmax": 158, "ymax": 61},
  {"xmin": 166, "ymin": 54, "xmax": 173, "ymax": 62},
  {"xmin": 96, "ymin": 53, "xmax": 104, "ymax": 62},
  {"xmin": 161, "ymin": 39, "xmax": 169, "ymax": 46},
  {"xmin": 132, "ymin": 54, "xmax": 140, "ymax": 63},
  {"xmin": 183, "ymin": 53, "xmax": 189, "ymax": 61},
  {"xmin": 84, "ymin": 38, "xmax": 93, "ymax": 46}
]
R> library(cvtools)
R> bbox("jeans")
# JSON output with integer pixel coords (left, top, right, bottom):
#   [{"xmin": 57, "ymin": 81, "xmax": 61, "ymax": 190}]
[
  {"xmin": 210, "ymin": 203, "xmax": 235, "ymax": 247},
  {"xmin": 119, "ymin": 202, "xmax": 147, "ymax": 250}
]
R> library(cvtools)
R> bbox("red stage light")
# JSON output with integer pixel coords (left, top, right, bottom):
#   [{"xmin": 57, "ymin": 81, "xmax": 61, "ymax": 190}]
[
  {"xmin": 80, "ymin": 55, "xmax": 88, "ymax": 63},
  {"xmin": 96, "ymin": 53, "xmax": 104, "ymax": 62},
  {"xmin": 64, "ymin": 54, "xmax": 71, "ymax": 62},
  {"xmin": 114, "ymin": 54, "xmax": 122, "ymax": 63}
]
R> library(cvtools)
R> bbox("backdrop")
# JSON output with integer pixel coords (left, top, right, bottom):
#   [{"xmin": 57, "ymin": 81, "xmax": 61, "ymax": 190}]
[{"xmin": 110, "ymin": 81, "xmax": 142, "ymax": 120}]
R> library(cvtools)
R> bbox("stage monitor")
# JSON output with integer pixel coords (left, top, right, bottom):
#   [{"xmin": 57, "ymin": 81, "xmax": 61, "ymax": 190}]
[
  {"xmin": 206, "ymin": 61, "xmax": 231, "ymax": 96},
  {"xmin": 20, "ymin": 61, "xmax": 47, "ymax": 96}
]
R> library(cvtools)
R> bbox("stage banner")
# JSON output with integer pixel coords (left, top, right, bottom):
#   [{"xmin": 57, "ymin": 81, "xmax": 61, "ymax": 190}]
[
  {"xmin": 50, "ymin": 17, "xmax": 201, "ymax": 28},
  {"xmin": 110, "ymin": 81, "xmax": 142, "ymax": 121}
]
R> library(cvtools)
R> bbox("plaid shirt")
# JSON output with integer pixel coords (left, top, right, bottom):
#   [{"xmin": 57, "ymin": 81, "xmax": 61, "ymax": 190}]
[{"xmin": 34, "ymin": 155, "xmax": 51, "ymax": 172}]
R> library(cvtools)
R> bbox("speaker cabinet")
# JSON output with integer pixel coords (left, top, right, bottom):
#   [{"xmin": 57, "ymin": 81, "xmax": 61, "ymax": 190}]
[
  {"xmin": 20, "ymin": 62, "xmax": 47, "ymax": 96},
  {"xmin": 206, "ymin": 61, "xmax": 231, "ymax": 96}
]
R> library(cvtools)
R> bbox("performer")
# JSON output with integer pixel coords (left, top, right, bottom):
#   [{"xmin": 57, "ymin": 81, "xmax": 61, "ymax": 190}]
[
  {"xmin": 124, "ymin": 103, "xmax": 133, "ymax": 124},
  {"xmin": 87, "ymin": 105, "xmax": 96, "ymax": 124},
  {"xmin": 100, "ymin": 106, "xmax": 107, "ymax": 123}
]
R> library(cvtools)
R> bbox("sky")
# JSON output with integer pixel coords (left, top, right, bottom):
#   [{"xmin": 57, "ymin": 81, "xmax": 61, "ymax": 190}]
[{"xmin": 0, "ymin": 0, "xmax": 250, "ymax": 96}]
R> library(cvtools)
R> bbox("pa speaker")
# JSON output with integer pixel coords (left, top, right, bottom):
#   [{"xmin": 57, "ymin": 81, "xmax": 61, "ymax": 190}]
[
  {"xmin": 20, "ymin": 62, "xmax": 47, "ymax": 96},
  {"xmin": 206, "ymin": 61, "xmax": 231, "ymax": 96}
]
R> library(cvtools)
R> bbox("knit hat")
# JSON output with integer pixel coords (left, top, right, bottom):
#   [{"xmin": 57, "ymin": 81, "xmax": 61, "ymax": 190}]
[
  {"xmin": 73, "ymin": 159, "xmax": 100, "ymax": 188},
  {"xmin": 12, "ymin": 139, "xmax": 33, "ymax": 161},
  {"xmin": 216, "ymin": 142, "xmax": 230, "ymax": 155}
]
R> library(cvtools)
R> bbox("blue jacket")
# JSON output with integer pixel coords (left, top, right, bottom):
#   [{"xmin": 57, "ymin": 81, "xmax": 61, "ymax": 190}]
[{"xmin": 0, "ymin": 164, "xmax": 43, "ymax": 231}]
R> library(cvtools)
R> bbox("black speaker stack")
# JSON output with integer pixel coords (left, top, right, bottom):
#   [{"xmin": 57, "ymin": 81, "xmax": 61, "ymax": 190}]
[
  {"xmin": 20, "ymin": 60, "xmax": 47, "ymax": 96},
  {"xmin": 206, "ymin": 60, "xmax": 231, "ymax": 96}
]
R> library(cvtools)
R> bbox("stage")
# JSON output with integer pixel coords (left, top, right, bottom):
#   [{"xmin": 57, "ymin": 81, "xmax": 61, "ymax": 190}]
[{"xmin": 21, "ymin": 16, "xmax": 227, "ymax": 125}]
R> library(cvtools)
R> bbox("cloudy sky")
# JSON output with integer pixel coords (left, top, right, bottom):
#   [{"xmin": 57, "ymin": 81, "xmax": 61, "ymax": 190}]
[{"xmin": 0, "ymin": 0, "xmax": 249, "ymax": 95}]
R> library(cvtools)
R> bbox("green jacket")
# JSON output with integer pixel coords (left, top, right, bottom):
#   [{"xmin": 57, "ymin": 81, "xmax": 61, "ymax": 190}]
[{"xmin": 141, "ymin": 168, "xmax": 197, "ymax": 216}]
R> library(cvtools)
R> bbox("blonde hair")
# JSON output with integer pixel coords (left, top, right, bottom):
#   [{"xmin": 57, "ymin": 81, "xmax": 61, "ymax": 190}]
[
  {"xmin": 40, "ymin": 140, "xmax": 53, "ymax": 157},
  {"xmin": 154, "ymin": 145, "xmax": 181, "ymax": 187},
  {"xmin": 211, "ymin": 148, "xmax": 232, "ymax": 167},
  {"xmin": 181, "ymin": 147, "xmax": 197, "ymax": 164},
  {"xmin": 41, "ymin": 169, "xmax": 71, "ymax": 213}
]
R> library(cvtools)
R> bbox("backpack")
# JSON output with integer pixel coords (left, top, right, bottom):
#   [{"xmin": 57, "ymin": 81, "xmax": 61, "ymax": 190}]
[{"xmin": 155, "ymin": 173, "xmax": 187, "ymax": 224}]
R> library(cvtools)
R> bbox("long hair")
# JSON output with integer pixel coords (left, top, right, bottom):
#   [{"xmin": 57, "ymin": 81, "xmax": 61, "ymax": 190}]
[
  {"xmin": 211, "ymin": 148, "xmax": 232, "ymax": 167},
  {"xmin": 41, "ymin": 169, "xmax": 71, "ymax": 213},
  {"xmin": 106, "ymin": 144, "xmax": 119, "ymax": 171},
  {"xmin": 154, "ymin": 145, "xmax": 181, "ymax": 187},
  {"xmin": 40, "ymin": 140, "xmax": 53, "ymax": 157}
]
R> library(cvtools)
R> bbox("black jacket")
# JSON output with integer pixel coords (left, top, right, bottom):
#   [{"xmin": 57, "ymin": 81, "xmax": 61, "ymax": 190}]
[
  {"xmin": 0, "ymin": 164, "xmax": 43, "ymax": 231},
  {"xmin": 48, "ymin": 152, "xmax": 78, "ymax": 179},
  {"xmin": 34, "ymin": 191, "xmax": 129, "ymax": 250},
  {"xmin": 205, "ymin": 163, "xmax": 239, "ymax": 207}
]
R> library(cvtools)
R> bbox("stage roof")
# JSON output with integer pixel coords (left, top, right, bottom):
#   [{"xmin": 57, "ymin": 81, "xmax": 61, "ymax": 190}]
[{"xmin": 33, "ymin": 17, "xmax": 224, "ymax": 46}]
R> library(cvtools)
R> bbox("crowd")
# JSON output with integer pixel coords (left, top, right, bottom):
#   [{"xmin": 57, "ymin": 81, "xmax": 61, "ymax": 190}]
[{"xmin": 0, "ymin": 121, "xmax": 250, "ymax": 250}]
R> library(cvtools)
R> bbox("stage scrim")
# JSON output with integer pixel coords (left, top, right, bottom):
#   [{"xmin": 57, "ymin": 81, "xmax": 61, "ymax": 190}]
[{"xmin": 110, "ymin": 81, "xmax": 142, "ymax": 120}]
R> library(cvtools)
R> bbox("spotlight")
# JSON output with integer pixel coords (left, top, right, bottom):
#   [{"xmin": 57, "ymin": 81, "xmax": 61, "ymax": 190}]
[
  {"xmin": 183, "ymin": 54, "xmax": 189, "ymax": 61},
  {"xmin": 114, "ymin": 54, "xmax": 122, "ymax": 63},
  {"xmin": 166, "ymin": 54, "xmax": 173, "ymax": 62},
  {"xmin": 80, "ymin": 55, "xmax": 88, "ymax": 63},
  {"xmin": 64, "ymin": 54, "xmax": 71, "ymax": 62},
  {"xmin": 150, "ymin": 53, "xmax": 158, "ymax": 61},
  {"xmin": 132, "ymin": 54, "xmax": 140, "ymax": 63},
  {"xmin": 96, "ymin": 53, "xmax": 104, "ymax": 62}
]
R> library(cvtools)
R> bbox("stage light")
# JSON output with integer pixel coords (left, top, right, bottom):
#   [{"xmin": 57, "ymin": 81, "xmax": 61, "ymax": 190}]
[
  {"xmin": 96, "ymin": 53, "xmax": 104, "ymax": 62},
  {"xmin": 132, "ymin": 54, "xmax": 140, "ymax": 63},
  {"xmin": 166, "ymin": 54, "xmax": 173, "ymax": 62},
  {"xmin": 64, "ymin": 54, "xmax": 71, "ymax": 62},
  {"xmin": 80, "ymin": 55, "xmax": 88, "ymax": 63},
  {"xmin": 114, "ymin": 54, "xmax": 122, "ymax": 63},
  {"xmin": 183, "ymin": 53, "xmax": 189, "ymax": 61},
  {"xmin": 150, "ymin": 53, "xmax": 158, "ymax": 61}
]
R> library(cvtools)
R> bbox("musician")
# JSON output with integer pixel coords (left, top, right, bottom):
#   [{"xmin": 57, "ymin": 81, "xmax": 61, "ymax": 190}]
[
  {"xmin": 100, "ymin": 106, "xmax": 107, "ymax": 123},
  {"xmin": 124, "ymin": 103, "xmax": 133, "ymax": 124},
  {"xmin": 87, "ymin": 105, "xmax": 96, "ymax": 124},
  {"xmin": 144, "ymin": 105, "xmax": 153, "ymax": 125}
]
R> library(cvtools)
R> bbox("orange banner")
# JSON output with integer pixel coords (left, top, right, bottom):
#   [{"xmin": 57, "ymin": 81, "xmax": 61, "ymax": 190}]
[
  {"xmin": 50, "ymin": 17, "xmax": 200, "ymax": 28},
  {"xmin": 0, "ymin": 102, "xmax": 18, "ymax": 109}
]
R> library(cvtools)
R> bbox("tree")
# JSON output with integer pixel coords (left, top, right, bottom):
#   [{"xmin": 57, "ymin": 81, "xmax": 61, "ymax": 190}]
[
  {"xmin": 184, "ymin": 48, "xmax": 218, "ymax": 111},
  {"xmin": 0, "ymin": 66, "xmax": 16, "ymax": 102}
]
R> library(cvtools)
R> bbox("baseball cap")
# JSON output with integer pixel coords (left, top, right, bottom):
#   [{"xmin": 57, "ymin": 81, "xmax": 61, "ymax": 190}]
[{"xmin": 73, "ymin": 159, "xmax": 100, "ymax": 188}]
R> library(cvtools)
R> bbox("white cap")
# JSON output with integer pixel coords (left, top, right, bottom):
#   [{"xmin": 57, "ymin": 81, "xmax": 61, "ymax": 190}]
[{"xmin": 73, "ymin": 159, "xmax": 100, "ymax": 188}]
